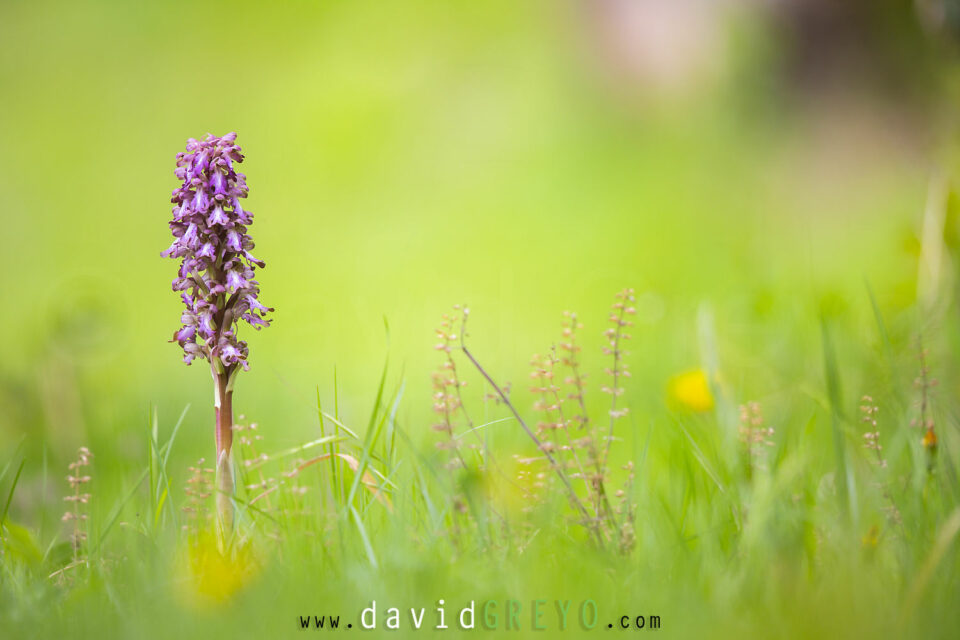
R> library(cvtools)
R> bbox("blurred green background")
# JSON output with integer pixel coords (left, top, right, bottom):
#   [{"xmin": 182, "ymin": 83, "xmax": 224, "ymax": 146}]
[
  {"xmin": 1, "ymin": 0, "xmax": 940, "ymax": 453},
  {"xmin": 0, "ymin": 0, "xmax": 955, "ymax": 559}
]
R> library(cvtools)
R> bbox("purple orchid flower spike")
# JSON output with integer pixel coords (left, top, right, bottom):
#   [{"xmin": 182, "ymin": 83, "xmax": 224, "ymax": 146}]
[{"xmin": 162, "ymin": 132, "xmax": 273, "ymax": 528}]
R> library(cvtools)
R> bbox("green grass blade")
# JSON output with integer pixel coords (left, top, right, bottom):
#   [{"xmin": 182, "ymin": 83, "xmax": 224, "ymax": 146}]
[
  {"xmin": 342, "ymin": 357, "xmax": 395, "ymax": 512},
  {"xmin": 350, "ymin": 504, "xmax": 378, "ymax": 569},
  {"xmin": 821, "ymin": 316, "xmax": 855, "ymax": 523},
  {"xmin": 160, "ymin": 404, "xmax": 190, "ymax": 470},
  {"xmin": 865, "ymin": 278, "xmax": 894, "ymax": 368},
  {"xmin": 674, "ymin": 417, "xmax": 725, "ymax": 494},
  {"xmin": 1, "ymin": 459, "xmax": 26, "ymax": 532},
  {"xmin": 90, "ymin": 467, "xmax": 148, "ymax": 557},
  {"xmin": 0, "ymin": 435, "xmax": 27, "ymax": 486}
]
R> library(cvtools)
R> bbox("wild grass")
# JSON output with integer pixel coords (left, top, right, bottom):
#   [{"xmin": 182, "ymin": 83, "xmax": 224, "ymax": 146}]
[
  {"xmin": 2, "ymin": 288, "xmax": 960, "ymax": 638},
  {"xmin": 433, "ymin": 292, "xmax": 641, "ymax": 553}
]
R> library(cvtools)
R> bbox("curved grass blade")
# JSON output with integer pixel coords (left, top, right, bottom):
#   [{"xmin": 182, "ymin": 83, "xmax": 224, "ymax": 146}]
[{"xmin": 1, "ymin": 459, "xmax": 26, "ymax": 532}]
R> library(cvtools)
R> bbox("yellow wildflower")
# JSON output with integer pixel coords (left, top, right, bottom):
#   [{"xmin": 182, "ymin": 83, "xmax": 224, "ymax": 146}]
[
  {"xmin": 175, "ymin": 532, "xmax": 258, "ymax": 608},
  {"xmin": 668, "ymin": 369, "xmax": 714, "ymax": 412}
]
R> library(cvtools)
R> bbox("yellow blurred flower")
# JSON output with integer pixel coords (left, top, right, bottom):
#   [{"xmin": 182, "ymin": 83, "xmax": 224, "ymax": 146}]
[
  {"xmin": 667, "ymin": 369, "xmax": 714, "ymax": 412},
  {"xmin": 175, "ymin": 532, "xmax": 258, "ymax": 608}
]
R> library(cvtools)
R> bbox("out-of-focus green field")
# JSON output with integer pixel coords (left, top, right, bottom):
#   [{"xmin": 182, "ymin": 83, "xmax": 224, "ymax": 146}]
[{"xmin": 2, "ymin": 1, "xmax": 958, "ymax": 638}]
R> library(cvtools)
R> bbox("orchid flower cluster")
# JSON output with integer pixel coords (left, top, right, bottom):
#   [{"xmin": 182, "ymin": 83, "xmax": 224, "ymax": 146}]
[
  {"xmin": 162, "ymin": 132, "xmax": 272, "ymax": 374},
  {"xmin": 162, "ymin": 132, "xmax": 272, "ymax": 528}
]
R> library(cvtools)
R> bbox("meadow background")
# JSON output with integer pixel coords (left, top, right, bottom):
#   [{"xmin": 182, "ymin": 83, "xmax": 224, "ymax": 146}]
[{"xmin": 2, "ymin": 0, "xmax": 960, "ymax": 637}]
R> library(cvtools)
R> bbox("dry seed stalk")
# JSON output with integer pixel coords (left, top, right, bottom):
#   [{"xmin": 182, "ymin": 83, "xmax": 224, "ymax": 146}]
[
  {"xmin": 61, "ymin": 446, "xmax": 93, "ymax": 567},
  {"xmin": 458, "ymin": 307, "xmax": 602, "ymax": 545},
  {"xmin": 433, "ymin": 290, "xmax": 640, "ymax": 550},
  {"xmin": 183, "ymin": 458, "xmax": 214, "ymax": 539},
  {"xmin": 739, "ymin": 401, "xmax": 774, "ymax": 476},
  {"xmin": 912, "ymin": 341, "xmax": 938, "ymax": 472},
  {"xmin": 860, "ymin": 396, "xmax": 902, "ymax": 529}
]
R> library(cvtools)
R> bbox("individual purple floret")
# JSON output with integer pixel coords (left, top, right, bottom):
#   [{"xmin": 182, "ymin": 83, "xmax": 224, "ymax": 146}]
[{"xmin": 162, "ymin": 132, "xmax": 272, "ymax": 527}]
